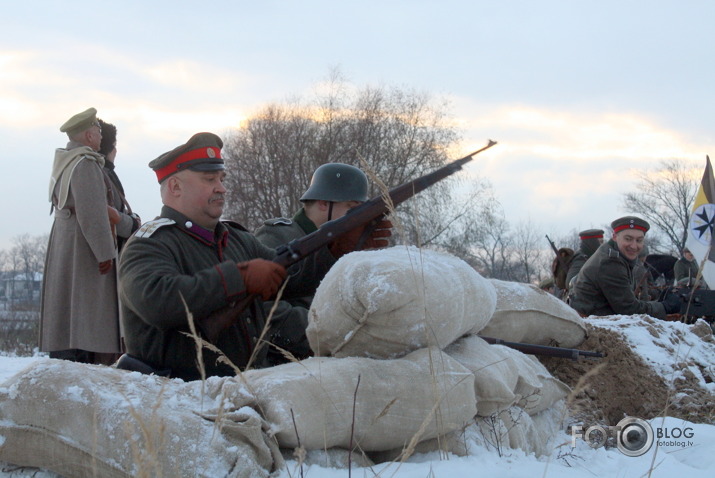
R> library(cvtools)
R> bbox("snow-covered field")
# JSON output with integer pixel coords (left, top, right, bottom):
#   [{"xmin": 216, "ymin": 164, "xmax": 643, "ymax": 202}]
[{"xmin": 1, "ymin": 348, "xmax": 713, "ymax": 478}]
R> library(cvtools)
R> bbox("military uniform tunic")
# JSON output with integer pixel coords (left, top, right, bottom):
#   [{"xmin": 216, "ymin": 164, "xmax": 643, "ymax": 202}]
[
  {"xmin": 570, "ymin": 240, "xmax": 666, "ymax": 319},
  {"xmin": 253, "ymin": 208, "xmax": 318, "ymax": 363},
  {"xmin": 119, "ymin": 205, "xmax": 334, "ymax": 380}
]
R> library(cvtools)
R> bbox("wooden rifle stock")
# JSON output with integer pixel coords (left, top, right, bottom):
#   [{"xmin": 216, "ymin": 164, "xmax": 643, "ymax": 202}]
[
  {"xmin": 479, "ymin": 335, "xmax": 604, "ymax": 360},
  {"xmin": 199, "ymin": 140, "xmax": 497, "ymax": 342}
]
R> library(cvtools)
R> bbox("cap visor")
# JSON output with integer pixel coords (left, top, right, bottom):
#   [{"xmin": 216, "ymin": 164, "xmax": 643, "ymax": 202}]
[{"xmin": 188, "ymin": 162, "xmax": 225, "ymax": 172}]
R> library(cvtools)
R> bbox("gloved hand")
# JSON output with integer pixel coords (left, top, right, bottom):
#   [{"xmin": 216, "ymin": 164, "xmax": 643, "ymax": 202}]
[
  {"xmin": 661, "ymin": 291, "xmax": 681, "ymax": 315},
  {"xmin": 98, "ymin": 259, "xmax": 113, "ymax": 275},
  {"xmin": 329, "ymin": 218, "xmax": 393, "ymax": 258},
  {"xmin": 237, "ymin": 259, "xmax": 287, "ymax": 300},
  {"xmin": 107, "ymin": 206, "xmax": 121, "ymax": 225}
]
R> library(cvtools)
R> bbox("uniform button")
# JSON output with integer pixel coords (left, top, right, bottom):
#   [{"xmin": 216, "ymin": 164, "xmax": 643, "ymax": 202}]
[
  {"xmin": 185, "ymin": 221, "xmax": 193, "ymax": 228},
  {"xmin": 246, "ymin": 318, "xmax": 252, "ymax": 325}
]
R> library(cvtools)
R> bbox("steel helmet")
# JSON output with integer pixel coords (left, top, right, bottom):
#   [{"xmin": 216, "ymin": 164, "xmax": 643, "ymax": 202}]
[{"xmin": 299, "ymin": 163, "xmax": 369, "ymax": 202}]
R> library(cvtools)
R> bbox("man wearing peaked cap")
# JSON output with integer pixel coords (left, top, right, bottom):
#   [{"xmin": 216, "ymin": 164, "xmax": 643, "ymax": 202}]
[
  {"xmin": 118, "ymin": 133, "xmax": 390, "ymax": 381},
  {"xmin": 565, "ymin": 228, "xmax": 604, "ymax": 293},
  {"xmin": 569, "ymin": 215, "xmax": 680, "ymax": 319},
  {"xmin": 611, "ymin": 215, "xmax": 650, "ymax": 234},
  {"xmin": 40, "ymin": 108, "xmax": 123, "ymax": 365},
  {"xmin": 148, "ymin": 132, "xmax": 225, "ymax": 183}
]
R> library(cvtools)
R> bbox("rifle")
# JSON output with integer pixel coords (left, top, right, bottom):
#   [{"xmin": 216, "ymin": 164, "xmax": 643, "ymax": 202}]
[
  {"xmin": 479, "ymin": 336, "xmax": 604, "ymax": 360},
  {"xmin": 199, "ymin": 140, "xmax": 498, "ymax": 342}
]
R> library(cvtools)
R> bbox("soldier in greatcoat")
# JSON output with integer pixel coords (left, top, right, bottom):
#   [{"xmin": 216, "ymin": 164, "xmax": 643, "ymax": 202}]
[
  {"xmin": 40, "ymin": 108, "xmax": 122, "ymax": 364},
  {"xmin": 118, "ymin": 134, "xmax": 390, "ymax": 381},
  {"xmin": 254, "ymin": 163, "xmax": 371, "ymax": 363},
  {"xmin": 570, "ymin": 216, "xmax": 680, "ymax": 318}
]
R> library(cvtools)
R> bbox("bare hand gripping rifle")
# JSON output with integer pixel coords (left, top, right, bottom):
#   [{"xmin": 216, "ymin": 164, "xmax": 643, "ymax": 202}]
[{"xmin": 199, "ymin": 140, "xmax": 498, "ymax": 342}]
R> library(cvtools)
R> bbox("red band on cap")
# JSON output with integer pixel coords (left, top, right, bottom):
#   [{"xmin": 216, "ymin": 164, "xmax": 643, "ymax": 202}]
[
  {"xmin": 155, "ymin": 147, "xmax": 222, "ymax": 182},
  {"xmin": 580, "ymin": 234, "xmax": 603, "ymax": 239},
  {"xmin": 613, "ymin": 224, "xmax": 647, "ymax": 233}
]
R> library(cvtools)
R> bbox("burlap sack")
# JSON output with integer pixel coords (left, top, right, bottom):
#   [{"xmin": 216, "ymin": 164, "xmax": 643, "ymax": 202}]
[
  {"xmin": 475, "ymin": 279, "xmax": 587, "ymax": 347},
  {"xmin": 0, "ymin": 359, "xmax": 280, "ymax": 478},
  {"xmin": 244, "ymin": 347, "xmax": 477, "ymax": 451},
  {"xmin": 444, "ymin": 335, "xmax": 571, "ymax": 416},
  {"xmin": 307, "ymin": 246, "xmax": 496, "ymax": 358}
]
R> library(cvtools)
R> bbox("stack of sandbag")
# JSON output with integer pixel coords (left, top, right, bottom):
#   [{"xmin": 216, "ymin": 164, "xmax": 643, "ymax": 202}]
[
  {"xmin": 243, "ymin": 347, "xmax": 477, "ymax": 452},
  {"xmin": 303, "ymin": 247, "xmax": 574, "ymax": 460},
  {"xmin": 475, "ymin": 278, "xmax": 587, "ymax": 347},
  {"xmin": 0, "ymin": 359, "xmax": 281, "ymax": 478},
  {"xmin": 307, "ymin": 246, "xmax": 497, "ymax": 358}
]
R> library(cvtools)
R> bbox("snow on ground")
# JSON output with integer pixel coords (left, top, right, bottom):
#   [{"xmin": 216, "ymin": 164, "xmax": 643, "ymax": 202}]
[{"xmin": 0, "ymin": 350, "xmax": 713, "ymax": 478}]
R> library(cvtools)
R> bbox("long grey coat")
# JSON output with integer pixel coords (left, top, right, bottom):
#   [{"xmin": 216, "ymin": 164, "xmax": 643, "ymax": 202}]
[{"xmin": 40, "ymin": 145, "xmax": 120, "ymax": 353}]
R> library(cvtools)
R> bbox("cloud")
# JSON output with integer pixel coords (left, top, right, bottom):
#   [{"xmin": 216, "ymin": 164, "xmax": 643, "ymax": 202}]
[
  {"xmin": 453, "ymin": 99, "xmax": 709, "ymax": 165},
  {"xmin": 0, "ymin": 46, "xmax": 259, "ymax": 137}
]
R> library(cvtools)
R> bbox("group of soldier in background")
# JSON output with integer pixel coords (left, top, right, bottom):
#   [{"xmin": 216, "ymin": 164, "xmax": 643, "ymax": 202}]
[{"xmin": 541, "ymin": 219, "xmax": 707, "ymax": 320}]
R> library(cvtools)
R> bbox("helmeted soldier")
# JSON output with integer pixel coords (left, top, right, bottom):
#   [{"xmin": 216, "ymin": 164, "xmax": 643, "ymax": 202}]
[
  {"xmin": 254, "ymin": 163, "xmax": 384, "ymax": 364},
  {"xmin": 570, "ymin": 216, "xmax": 680, "ymax": 318},
  {"xmin": 256, "ymin": 163, "xmax": 369, "ymax": 248},
  {"xmin": 119, "ymin": 136, "xmax": 391, "ymax": 380}
]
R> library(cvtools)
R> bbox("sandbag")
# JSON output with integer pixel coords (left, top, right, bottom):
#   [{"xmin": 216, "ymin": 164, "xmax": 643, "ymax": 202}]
[
  {"xmin": 0, "ymin": 359, "xmax": 280, "ymax": 478},
  {"xmin": 281, "ymin": 447, "xmax": 375, "ymax": 469},
  {"xmin": 307, "ymin": 246, "xmax": 496, "ymax": 358},
  {"xmin": 444, "ymin": 334, "xmax": 571, "ymax": 416},
  {"xmin": 475, "ymin": 279, "xmax": 587, "ymax": 347},
  {"xmin": 244, "ymin": 347, "xmax": 477, "ymax": 451}
]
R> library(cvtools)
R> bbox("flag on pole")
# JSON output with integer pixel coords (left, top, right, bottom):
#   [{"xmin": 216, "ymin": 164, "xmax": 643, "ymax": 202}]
[{"xmin": 685, "ymin": 155, "xmax": 715, "ymax": 287}]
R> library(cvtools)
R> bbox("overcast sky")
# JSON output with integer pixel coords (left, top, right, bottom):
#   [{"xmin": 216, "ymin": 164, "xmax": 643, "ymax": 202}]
[{"xmin": 1, "ymin": 1, "xmax": 713, "ymax": 252}]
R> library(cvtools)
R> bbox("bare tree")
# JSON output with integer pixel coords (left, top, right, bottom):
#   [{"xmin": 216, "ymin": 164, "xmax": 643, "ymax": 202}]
[
  {"xmin": 2, "ymin": 234, "xmax": 48, "ymax": 305},
  {"xmin": 222, "ymin": 76, "xmax": 478, "ymax": 252},
  {"xmin": 622, "ymin": 159, "xmax": 700, "ymax": 254},
  {"xmin": 511, "ymin": 219, "xmax": 547, "ymax": 283}
]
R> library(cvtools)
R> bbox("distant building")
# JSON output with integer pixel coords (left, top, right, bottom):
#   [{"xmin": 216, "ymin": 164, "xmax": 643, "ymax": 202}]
[{"xmin": 1, "ymin": 271, "xmax": 43, "ymax": 304}]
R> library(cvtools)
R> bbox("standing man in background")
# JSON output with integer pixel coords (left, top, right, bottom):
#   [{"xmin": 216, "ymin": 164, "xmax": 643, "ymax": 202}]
[
  {"xmin": 98, "ymin": 119, "xmax": 141, "ymax": 253},
  {"xmin": 40, "ymin": 108, "xmax": 122, "ymax": 364}
]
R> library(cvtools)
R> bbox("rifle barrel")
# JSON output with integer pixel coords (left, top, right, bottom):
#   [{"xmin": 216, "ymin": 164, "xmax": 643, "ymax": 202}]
[{"xmin": 479, "ymin": 335, "xmax": 603, "ymax": 360}]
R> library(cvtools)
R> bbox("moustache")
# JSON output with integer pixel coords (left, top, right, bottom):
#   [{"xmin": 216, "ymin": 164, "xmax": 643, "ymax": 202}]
[{"xmin": 209, "ymin": 194, "xmax": 225, "ymax": 203}]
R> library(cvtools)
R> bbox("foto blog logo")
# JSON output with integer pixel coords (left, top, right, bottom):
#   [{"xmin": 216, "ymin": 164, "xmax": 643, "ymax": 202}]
[
  {"xmin": 571, "ymin": 417, "xmax": 695, "ymax": 457},
  {"xmin": 571, "ymin": 417, "xmax": 651, "ymax": 457}
]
